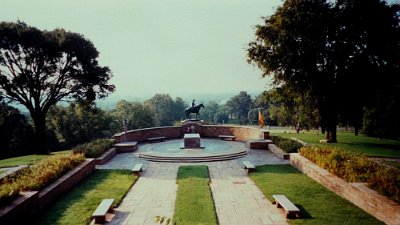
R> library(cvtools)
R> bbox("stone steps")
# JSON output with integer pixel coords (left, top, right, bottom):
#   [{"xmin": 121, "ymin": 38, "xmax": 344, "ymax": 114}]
[{"xmin": 139, "ymin": 150, "xmax": 247, "ymax": 163}]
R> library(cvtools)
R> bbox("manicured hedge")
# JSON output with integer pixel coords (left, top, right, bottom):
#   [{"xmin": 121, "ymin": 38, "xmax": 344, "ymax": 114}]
[
  {"xmin": 300, "ymin": 146, "xmax": 400, "ymax": 204},
  {"xmin": 72, "ymin": 139, "xmax": 113, "ymax": 158},
  {"xmin": 0, "ymin": 153, "xmax": 85, "ymax": 207},
  {"xmin": 270, "ymin": 135, "xmax": 303, "ymax": 153}
]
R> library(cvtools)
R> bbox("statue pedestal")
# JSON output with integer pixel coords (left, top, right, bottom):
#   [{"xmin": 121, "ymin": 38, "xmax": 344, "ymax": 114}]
[{"xmin": 181, "ymin": 133, "xmax": 204, "ymax": 149}]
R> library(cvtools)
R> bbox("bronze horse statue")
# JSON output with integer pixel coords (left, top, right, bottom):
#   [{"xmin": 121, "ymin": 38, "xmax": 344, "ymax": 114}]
[{"xmin": 185, "ymin": 104, "xmax": 204, "ymax": 119}]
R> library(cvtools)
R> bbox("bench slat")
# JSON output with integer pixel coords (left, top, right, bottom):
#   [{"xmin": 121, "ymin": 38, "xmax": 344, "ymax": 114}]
[
  {"xmin": 273, "ymin": 195, "xmax": 299, "ymax": 211},
  {"xmin": 147, "ymin": 137, "xmax": 166, "ymax": 141},
  {"xmin": 132, "ymin": 164, "xmax": 143, "ymax": 172},
  {"xmin": 272, "ymin": 194, "xmax": 300, "ymax": 218},
  {"xmin": 92, "ymin": 199, "xmax": 114, "ymax": 217}
]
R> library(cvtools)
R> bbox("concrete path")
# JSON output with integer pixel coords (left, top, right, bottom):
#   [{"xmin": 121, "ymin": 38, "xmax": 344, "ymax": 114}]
[
  {"xmin": 102, "ymin": 148, "xmax": 290, "ymax": 225},
  {"xmin": 208, "ymin": 161, "xmax": 289, "ymax": 225},
  {"xmin": 107, "ymin": 163, "xmax": 178, "ymax": 225}
]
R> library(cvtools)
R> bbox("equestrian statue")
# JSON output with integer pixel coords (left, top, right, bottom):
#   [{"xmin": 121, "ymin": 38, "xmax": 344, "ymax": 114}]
[{"xmin": 185, "ymin": 100, "xmax": 204, "ymax": 119}]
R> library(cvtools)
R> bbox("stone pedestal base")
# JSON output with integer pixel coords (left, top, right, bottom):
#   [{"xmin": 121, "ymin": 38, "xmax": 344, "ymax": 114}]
[{"xmin": 181, "ymin": 133, "xmax": 204, "ymax": 149}]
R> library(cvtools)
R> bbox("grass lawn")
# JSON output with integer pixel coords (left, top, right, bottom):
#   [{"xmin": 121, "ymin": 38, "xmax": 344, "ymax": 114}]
[
  {"xmin": 274, "ymin": 131, "xmax": 400, "ymax": 157},
  {"xmin": 174, "ymin": 165, "xmax": 218, "ymax": 225},
  {"xmin": 33, "ymin": 169, "xmax": 137, "ymax": 225},
  {"xmin": 250, "ymin": 164, "xmax": 384, "ymax": 225},
  {"xmin": 0, "ymin": 150, "xmax": 72, "ymax": 168}
]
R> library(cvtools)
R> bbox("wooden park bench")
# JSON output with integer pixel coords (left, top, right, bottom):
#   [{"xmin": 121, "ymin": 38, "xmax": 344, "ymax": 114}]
[
  {"xmin": 272, "ymin": 194, "xmax": 301, "ymax": 218},
  {"xmin": 132, "ymin": 163, "xmax": 143, "ymax": 176},
  {"xmin": 92, "ymin": 198, "xmax": 115, "ymax": 224},
  {"xmin": 242, "ymin": 160, "xmax": 256, "ymax": 173},
  {"xmin": 218, "ymin": 135, "xmax": 236, "ymax": 141},
  {"xmin": 147, "ymin": 136, "xmax": 166, "ymax": 142}
]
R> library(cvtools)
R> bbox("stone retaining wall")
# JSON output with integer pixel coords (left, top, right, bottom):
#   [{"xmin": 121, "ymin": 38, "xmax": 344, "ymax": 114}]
[
  {"xmin": 38, "ymin": 158, "xmax": 96, "ymax": 208},
  {"xmin": 114, "ymin": 125, "xmax": 268, "ymax": 143},
  {"xmin": 290, "ymin": 153, "xmax": 400, "ymax": 225},
  {"xmin": 95, "ymin": 148, "xmax": 117, "ymax": 165},
  {"xmin": 268, "ymin": 144, "xmax": 290, "ymax": 160},
  {"xmin": 0, "ymin": 159, "xmax": 95, "ymax": 224},
  {"xmin": 114, "ymin": 126, "xmax": 182, "ymax": 143}
]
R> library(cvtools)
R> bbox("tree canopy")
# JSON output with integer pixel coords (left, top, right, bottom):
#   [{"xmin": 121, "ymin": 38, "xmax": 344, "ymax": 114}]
[
  {"xmin": 0, "ymin": 21, "xmax": 114, "ymax": 153},
  {"xmin": 248, "ymin": 0, "xmax": 400, "ymax": 142}
]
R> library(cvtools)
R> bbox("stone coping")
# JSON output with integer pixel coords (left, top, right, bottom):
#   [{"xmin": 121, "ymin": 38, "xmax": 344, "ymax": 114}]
[
  {"xmin": 268, "ymin": 144, "xmax": 290, "ymax": 160},
  {"xmin": 290, "ymin": 153, "xmax": 400, "ymax": 225}
]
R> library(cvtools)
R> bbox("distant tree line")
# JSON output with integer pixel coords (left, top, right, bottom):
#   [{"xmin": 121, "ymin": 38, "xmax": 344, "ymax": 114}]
[{"xmin": 1, "ymin": 85, "xmax": 399, "ymax": 159}]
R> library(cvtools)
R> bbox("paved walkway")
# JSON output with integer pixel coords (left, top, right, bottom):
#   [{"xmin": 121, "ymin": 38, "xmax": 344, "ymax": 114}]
[{"xmin": 101, "ymin": 147, "xmax": 290, "ymax": 225}]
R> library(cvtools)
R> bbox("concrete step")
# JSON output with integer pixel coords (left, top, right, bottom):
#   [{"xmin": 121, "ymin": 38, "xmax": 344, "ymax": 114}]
[{"xmin": 139, "ymin": 151, "xmax": 247, "ymax": 163}]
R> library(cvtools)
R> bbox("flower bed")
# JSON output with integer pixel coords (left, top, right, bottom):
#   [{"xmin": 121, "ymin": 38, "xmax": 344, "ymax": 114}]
[
  {"xmin": 270, "ymin": 136, "xmax": 303, "ymax": 153},
  {"xmin": 73, "ymin": 139, "xmax": 114, "ymax": 158},
  {"xmin": 0, "ymin": 153, "xmax": 85, "ymax": 207},
  {"xmin": 299, "ymin": 146, "xmax": 400, "ymax": 204}
]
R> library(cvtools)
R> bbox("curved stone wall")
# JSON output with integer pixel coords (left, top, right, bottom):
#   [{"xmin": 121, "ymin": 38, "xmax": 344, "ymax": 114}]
[{"xmin": 114, "ymin": 125, "xmax": 267, "ymax": 143}]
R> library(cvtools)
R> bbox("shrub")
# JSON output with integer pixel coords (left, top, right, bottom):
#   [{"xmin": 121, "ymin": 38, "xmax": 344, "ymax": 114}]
[
  {"xmin": 72, "ymin": 139, "xmax": 114, "ymax": 158},
  {"xmin": 299, "ymin": 146, "xmax": 400, "ymax": 203},
  {"xmin": 0, "ymin": 153, "xmax": 85, "ymax": 207},
  {"xmin": 270, "ymin": 136, "xmax": 303, "ymax": 153}
]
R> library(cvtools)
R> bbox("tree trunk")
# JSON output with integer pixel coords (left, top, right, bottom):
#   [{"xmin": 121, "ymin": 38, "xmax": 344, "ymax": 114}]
[
  {"xmin": 354, "ymin": 128, "xmax": 359, "ymax": 136},
  {"xmin": 325, "ymin": 113, "xmax": 338, "ymax": 143},
  {"xmin": 31, "ymin": 112, "xmax": 49, "ymax": 154}
]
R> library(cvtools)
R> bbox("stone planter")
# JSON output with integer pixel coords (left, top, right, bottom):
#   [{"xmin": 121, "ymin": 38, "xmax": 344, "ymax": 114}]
[
  {"xmin": 0, "ymin": 159, "xmax": 95, "ymax": 224},
  {"xmin": 95, "ymin": 148, "xmax": 117, "ymax": 165},
  {"xmin": 290, "ymin": 153, "xmax": 400, "ymax": 225},
  {"xmin": 268, "ymin": 144, "xmax": 290, "ymax": 160}
]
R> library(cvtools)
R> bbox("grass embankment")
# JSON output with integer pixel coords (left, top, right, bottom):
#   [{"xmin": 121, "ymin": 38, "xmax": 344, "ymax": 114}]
[
  {"xmin": 250, "ymin": 164, "xmax": 384, "ymax": 225},
  {"xmin": 275, "ymin": 131, "xmax": 400, "ymax": 157},
  {"xmin": 34, "ymin": 170, "xmax": 137, "ymax": 225},
  {"xmin": 174, "ymin": 165, "xmax": 218, "ymax": 225},
  {"xmin": 0, "ymin": 150, "xmax": 72, "ymax": 168}
]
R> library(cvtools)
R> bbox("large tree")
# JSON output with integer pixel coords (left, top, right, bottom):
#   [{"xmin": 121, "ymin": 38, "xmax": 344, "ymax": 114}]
[
  {"xmin": 0, "ymin": 21, "xmax": 114, "ymax": 153},
  {"xmin": 226, "ymin": 91, "xmax": 253, "ymax": 124},
  {"xmin": 248, "ymin": 0, "xmax": 399, "ymax": 142}
]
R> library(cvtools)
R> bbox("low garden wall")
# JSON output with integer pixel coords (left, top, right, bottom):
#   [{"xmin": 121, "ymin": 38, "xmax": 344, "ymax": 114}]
[
  {"xmin": 0, "ymin": 159, "xmax": 95, "ymax": 224},
  {"xmin": 268, "ymin": 144, "xmax": 289, "ymax": 160},
  {"xmin": 114, "ymin": 126, "xmax": 182, "ymax": 143},
  {"xmin": 290, "ymin": 153, "xmax": 400, "ymax": 225},
  {"xmin": 114, "ymin": 125, "xmax": 267, "ymax": 143}
]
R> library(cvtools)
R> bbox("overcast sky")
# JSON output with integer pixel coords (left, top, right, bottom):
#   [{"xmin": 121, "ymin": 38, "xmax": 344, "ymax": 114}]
[{"xmin": 1, "ymin": 0, "xmax": 283, "ymax": 101}]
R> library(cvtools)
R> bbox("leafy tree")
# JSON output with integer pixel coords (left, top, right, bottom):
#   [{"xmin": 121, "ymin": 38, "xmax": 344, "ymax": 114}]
[
  {"xmin": 145, "ymin": 94, "xmax": 183, "ymax": 126},
  {"xmin": 226, "ymin": 91, "xmax": 253, "ymax": 124},
  {"xmin": 214, "ymin": 111, "xmax": 229, "ymax": 124},
  {"xmin": 0, "ymin": 21, "xmax": 114, "ymax": 153},
  {"xmin": 201, "ymin": 101, "xmax": 220, "ymax": 123},
  {"xmin": 248, "ymin": 0, "xmax": 400, "ymax": 142},
  {"xmin": 47, "ymin": 102, "xmax": 112, "ymax": 149},
  {"xmin": 0, "ymin": 100, "xmax": 34, "ymax": 158},
  {"xmin": 109, "ymin": 100, "xmax": 154, "ymax": 132}
]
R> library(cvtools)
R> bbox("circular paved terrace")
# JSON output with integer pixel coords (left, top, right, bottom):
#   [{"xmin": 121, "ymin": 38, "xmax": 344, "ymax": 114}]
[{"xmin": 98, "ymin": 138, "xmax": 288, "ymax": 169}]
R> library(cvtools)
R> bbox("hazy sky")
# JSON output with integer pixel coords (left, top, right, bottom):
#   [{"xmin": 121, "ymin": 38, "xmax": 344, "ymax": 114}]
[{"xmin": 1, "ymin": 0, "xmax": 283, "ymax": 101}]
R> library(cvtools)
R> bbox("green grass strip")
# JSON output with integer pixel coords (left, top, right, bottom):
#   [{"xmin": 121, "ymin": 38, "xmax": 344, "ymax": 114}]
[
  {"xmin": 34, "ymin": 169, "xmax": 137, "ymax": 225},
  {"xmin": 0, "ymin": 150, "xmax": 72, "ymax": 168},
  {"xmin": 275, "ymin": 131, "xmax": 400, "ymax": 157},
  {"xmin": 174, "ymin": 165, "xmax": 218, "ymax": 225},
  {"xmin": 250, "ymin": 164, "xmax": 384, "ymax": 225}
]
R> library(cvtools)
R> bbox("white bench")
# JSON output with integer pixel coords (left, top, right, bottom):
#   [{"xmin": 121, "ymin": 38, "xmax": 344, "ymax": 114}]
[
  {"xmin": 132, "ymin": 163, "xmax": 143, "ymax": 176},
  {"xmin": 242, "ymin": 160, "xmax": 256, "ymax": 173},
  {"xmin": 272, "ymin": 194, "xmax": 300, "ymax": 218},
  {"xmin": 147, "ymin": 136, "xmax": 166, "ymax": 142},
  {"xmin": 218, "ymin": 135, "xmax": 236, "ymax": 141},
  {"xmin": 92, "ymin": 198, "xmax": 115, "ymax": 224}
]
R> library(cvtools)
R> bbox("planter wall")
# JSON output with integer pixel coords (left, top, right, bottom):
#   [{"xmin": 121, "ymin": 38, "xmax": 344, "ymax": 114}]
[
  {"xmin": 268, "ymin": 144, "xmax": 290, "ymax": 160},
  {"xmin": 0, "ymin": 191, "xmax": 39, "ymax": 224},
  {"xmin": 290, "ymin": 153, "xmax": 400, "ymax": 225},
  {"xmin": 114, "ymin": 126, "xmax": 182, "ymax": 143},
  {"xmin": 38, "ymin": 158, "xmax": 95, "ymax": 208},
  {"xmin": 95, "ymin": 148, "xmax": 117, "ymax": 165}
]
